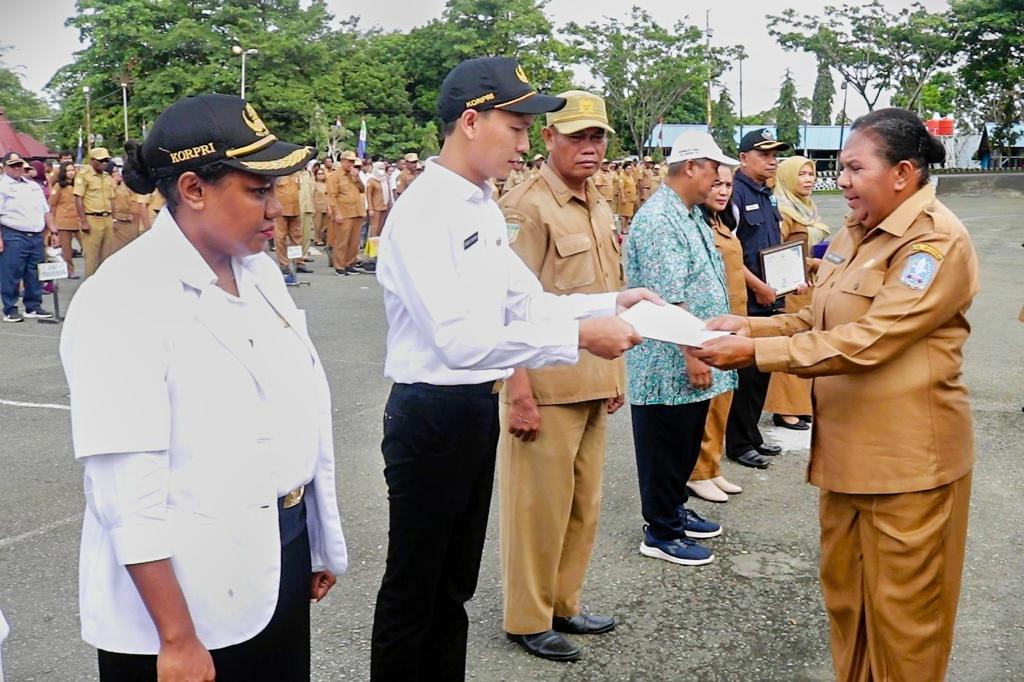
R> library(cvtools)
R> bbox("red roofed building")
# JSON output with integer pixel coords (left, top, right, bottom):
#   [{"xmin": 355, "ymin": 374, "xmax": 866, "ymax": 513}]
[{"xmin": 0, "ymin": 107, "xmax": 55, "ymax": 159}]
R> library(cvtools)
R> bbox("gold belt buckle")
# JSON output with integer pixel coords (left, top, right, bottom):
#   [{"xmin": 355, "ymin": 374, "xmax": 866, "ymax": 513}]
[{"xmin": 282, "ymin": 485, "xmax": 305, "ymax": 509}]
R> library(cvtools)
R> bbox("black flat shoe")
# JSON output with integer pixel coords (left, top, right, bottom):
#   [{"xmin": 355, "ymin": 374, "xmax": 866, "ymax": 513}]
[
  {"xmin": 756, "ymin": 443, "xmax": 783, "ymax": 456},
  {"xmin": 553, "ymin": 614, "xmax": 616, "ymax": 635},
  {"xmin": 729, "ymin": 449, "xmax": 770, "ymax": 469},
  {"xmin": 507, "ymin": 630, "xmax": 580, "ymax": 661},
  {"xmin": 773, "ymin": 414, "xmax": 809, "ymax": 431}
]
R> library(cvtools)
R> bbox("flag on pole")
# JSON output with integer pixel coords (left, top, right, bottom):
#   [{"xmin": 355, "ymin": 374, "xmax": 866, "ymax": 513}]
[
  {"xmin": 76, "ymin": 127, "xmax": 83, "ymax": 164},
  {"xmin": 357, "ymin": 118, "xmax": 367, "ymax": 159}
]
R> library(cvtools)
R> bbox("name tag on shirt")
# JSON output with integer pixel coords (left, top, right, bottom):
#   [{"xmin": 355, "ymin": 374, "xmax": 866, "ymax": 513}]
[
  {"xmin": 745, "ymin": 204, "xmax": 760, "ymax": 212},
  {"xmin": 825, "ymin": 253, "xmax": 846, "ymax": 264},
  {"xmin": 464, "ymin": 232, "xmax": 479, "ymax": 250}
]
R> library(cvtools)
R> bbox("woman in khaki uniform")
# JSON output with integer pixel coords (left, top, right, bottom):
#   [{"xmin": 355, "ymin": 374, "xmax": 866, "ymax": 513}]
[
  {"xmin": 110, "ymin": 169, "xmax": 140, "ymax": 254},
  {"xmin": 764, "ymin": 156, "xmax": 831, "ymax": 429},
  {"xmin": 687, "ymin": 165, "xmax": 746, "ymax": 503},
  {"xmin": 693, "ymin": 108, "xmax": 978, "ymax": 682},
  {"xmin": 312, "ymin": 166, "xmax": 329, "ymax": 245},
  {"xmin": 48, "ymin": 162, "xmax": 82, "ymax": 279}
]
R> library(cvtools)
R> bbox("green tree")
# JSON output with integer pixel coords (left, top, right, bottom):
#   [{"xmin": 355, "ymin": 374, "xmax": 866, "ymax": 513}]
[
  {"xmin": 893, "ymin": 71, "xmax": 957, "ymax": 116},
  {"xmin": 951, "ymin": 0, "xmax": 1024, "ymax": 144},
  {"xmin": 768, "ymin": 2, "xmax": 960, "ymax": 112},
  {"xmin": 564, "ymin": 7, "xmax": 736, "ymax": 156},
  {"xmin": 811, "ymin": 58, "xmax": 834, "ymax": 125},
  {"xmin": 710, "ymin": 88, "xmax": 738, "ymax": 156},
  {"xmin": 775, "ymin": 69, "xmax": 801, "ymax": 148},
  {"xmin": 0, "ymin": 48, "xmax": 53, "ymax": 142}
]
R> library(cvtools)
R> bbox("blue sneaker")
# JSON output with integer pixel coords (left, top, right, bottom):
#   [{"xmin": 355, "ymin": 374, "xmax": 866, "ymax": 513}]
[
  {"xmin": 639, "ymin": 528, "xmax": 714, "ymax": 566},
  {"xmin": 679, "ymin": 506, "xmax": 722, "ymax": 539},
  {"xmin": 283, "ymin": 272, "xmax": 298, "ymax": 286}
]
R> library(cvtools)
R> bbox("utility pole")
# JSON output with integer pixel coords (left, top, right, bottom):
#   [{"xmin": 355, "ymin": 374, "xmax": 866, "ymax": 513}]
[
  {"xmin": 120, "ymin": 79, "xmax": 130, "ymax": 141},
  {"xmin": 83, "ymin": 85, "xmax": 92, "ymax": 149},
  {"xmin": 232, "ymin": 45, "xmax": 259, "ymax": 100},
  {"xmin": 738, "ymin": 55, "xmax": 744, "ymax": 141},
  {"xmin": 705, "ymin": 10, "xmax": 712, "ymax": 132},
  {"xmin": 837, "ymin": 81, "xmax": 850, "ymax": 171}
]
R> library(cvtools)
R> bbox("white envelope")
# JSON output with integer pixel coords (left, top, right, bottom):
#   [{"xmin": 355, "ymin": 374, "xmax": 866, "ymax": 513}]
[{"xmin": 619, "ymin": 300, "xmax": 732, "ymax": 348}]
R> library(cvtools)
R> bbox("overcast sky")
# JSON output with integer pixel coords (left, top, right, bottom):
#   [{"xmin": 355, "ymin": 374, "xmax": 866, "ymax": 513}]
[{"xmin": 1, "ymin": 0, "xmax": 949, "ymax": 121}]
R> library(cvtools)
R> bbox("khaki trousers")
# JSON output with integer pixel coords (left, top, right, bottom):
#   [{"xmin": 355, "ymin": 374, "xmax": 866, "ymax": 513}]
[
  {"xmin": 80, "ymin": 215, "xmax": 114, "ymax": 278},
  {"xmin": 691, "ymin": 390, "xmax": 733, "ymax": 481},
  {"xmin": 819, "ymin": 471, "xmax": 971, "ymax": 682},
  {"xmin": 499, "ymin": 399, "xmax": 607, "ymax": 634},
  {"xmin": 301, "ymin": 212, "xmax": 313, "ymax": 255},
  {"xmin": 313, "ymin": 211, "xmax": 328, "ymax": 244},
  {"xmin": 274, "ymin": 215, "xmax": 303, "ymax": 270},
  {"xmin": 332, "ymin": 217, "xmax": 362, "ymax": 269},
  {"xmin": 110, "ymin": 218, "xmax": 138, "ymax": 254},
  {"xmin": 370, "ymin": 209, "xmax": 388, "ymax": 238}
]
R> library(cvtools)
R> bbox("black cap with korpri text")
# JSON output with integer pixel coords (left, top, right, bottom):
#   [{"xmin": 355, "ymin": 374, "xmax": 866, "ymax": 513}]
[{"xmin": 437, "ymin": 57, "xmax": 566, "ymax": 123}]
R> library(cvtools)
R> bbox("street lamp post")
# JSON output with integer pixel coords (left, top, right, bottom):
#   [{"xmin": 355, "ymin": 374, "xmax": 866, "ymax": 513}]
[
  {"xmin": 120, "ymin": 79, "xmax": 130, "ymax": 141},
  {"xmin": 83, "ymin": 85, "xmax": 92, "ymax": 149},
  {"xmin": 232, "ymin": 45, "xmax": 258, "ymax": 100},
  {"xmin": 837, "ymin": 81, "xmax": 850, "ymax": 172}
]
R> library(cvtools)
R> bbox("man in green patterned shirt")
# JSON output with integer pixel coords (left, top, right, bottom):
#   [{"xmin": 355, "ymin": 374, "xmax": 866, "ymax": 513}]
[{"xmin": 624, "ymin": 131, "xmax": 739, "ymax": 566}]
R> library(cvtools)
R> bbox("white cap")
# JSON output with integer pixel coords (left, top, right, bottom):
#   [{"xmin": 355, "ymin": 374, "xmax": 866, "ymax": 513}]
[{"xmin": 666, "ymin": 130, "xmax": 739, "ymax": 167}]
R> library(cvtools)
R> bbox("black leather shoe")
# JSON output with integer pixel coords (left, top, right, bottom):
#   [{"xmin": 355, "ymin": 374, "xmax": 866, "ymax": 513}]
[
  {"xmin": 772, "ymin": 414, "xmax": 809, "ymax": 431},
  {"xmin": 553, "ymin": 614, "xmax": 616, "ymax": 635},
  {"xmin": 296, "ymin": 264, "xmax": 314, "ymax": 274},
  {"xmin": 756, "ymin": 443, "xmax": 783, "ymax": 456},
  {"xmin": 729, "ymin": 449, "xmax": 770, "ymax": 469},
  {"xmin": 507, "ymin": 630, "xmax": 580, "ymax": 661}
]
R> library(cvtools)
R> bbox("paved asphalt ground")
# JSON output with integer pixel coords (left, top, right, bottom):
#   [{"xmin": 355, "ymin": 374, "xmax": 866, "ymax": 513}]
[{"xmin": 0, "ymin": 193, "xmax": 1021, "ymax": 681}]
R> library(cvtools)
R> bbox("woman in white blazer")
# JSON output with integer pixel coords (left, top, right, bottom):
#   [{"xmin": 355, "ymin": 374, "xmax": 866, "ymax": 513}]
[{"xmin": 60, "ymin": 94, "xmax": 347, "ymax": 682}]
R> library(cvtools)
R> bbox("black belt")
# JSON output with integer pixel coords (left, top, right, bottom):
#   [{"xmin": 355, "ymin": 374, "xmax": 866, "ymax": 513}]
[
  {"xmin": 84, "ymin": 211, "xmax": 111, "ymax": 217},
  {"xmin": 405, "ymin": 380, "xmax": 503, "ymax": 396}
]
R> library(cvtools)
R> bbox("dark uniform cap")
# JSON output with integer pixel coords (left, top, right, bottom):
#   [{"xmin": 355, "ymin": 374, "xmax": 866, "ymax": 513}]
[
  {"xmin": 438, "ymin": 57, "xmax": 566, "ymax": 123},
  {"xmin": 142, "ymin": 94, "xmax": 315, "ymax": 178},
  {"xmin": 739, "ymin": 128, "xmax": 792, "ymax": 153}
]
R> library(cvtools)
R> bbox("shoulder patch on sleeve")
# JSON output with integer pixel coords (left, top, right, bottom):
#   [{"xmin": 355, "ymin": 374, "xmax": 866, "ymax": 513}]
[
  {"xmin": 911, "ymin": 243, "xmax": 943, "ymax": 260},
  {"xmin": 900, "ymin": 252, "xmax": 939, "ymax": 290},
  {"xmin": 503, "ymin": 211, "xmax": 527, "ymax": 244}
]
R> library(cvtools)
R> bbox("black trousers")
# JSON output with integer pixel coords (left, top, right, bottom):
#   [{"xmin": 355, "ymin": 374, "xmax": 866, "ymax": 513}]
[
  {"xmin": 97, "ymin": 498, "xmax": 312, "ymax": 681},
  {"xmin": 631, "ymin": 400, "xmax": 711, "ymax": 541},
  {"xmin": 371, "ymin": 382, "xmax": 500, "ymax": 681},
  {"xmin": 725, "ymin": 311, "xmax": 776, "ymax": 457}
]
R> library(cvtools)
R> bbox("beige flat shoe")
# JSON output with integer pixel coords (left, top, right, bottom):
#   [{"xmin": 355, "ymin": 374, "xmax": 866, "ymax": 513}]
[
  {"xmin": 687, "ymin": 478, "xmax": 728, "ymax": 503},
  {"xmin": 711, "ymin": 475, "xmax": 743, "ymax": 495}
]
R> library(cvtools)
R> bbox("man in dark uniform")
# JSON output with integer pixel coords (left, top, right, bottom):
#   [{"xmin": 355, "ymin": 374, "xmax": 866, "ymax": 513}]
[{"xmin": 725, "ymin": 128, "xmax": 791, "ymax": 469}]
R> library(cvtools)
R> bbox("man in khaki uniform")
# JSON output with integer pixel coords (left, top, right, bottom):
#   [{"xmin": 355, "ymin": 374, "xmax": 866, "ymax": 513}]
[
  {"xmin": 73, "ymin": 147, "xmax": 114, "ymax": 277},
  {"xmin": 395, "ymin": 153, "xmax": 418, "ymax": 197},
  {"xmin": 501, "ymin": 157, "xmax": 527, "ymax": 197},
  {"xmin": 592, "ymin": 159, "xmax": 615, "ymax": 205},
  {"xmin": 693, "ymin": 110, "xmax": 979, "ymax": 682},
  {"xmin": 326, "ymin": 150, "xmax": 365, "ymax": 274},
  {"xmin": 498, "ymin": 91, "xmax": 623, "ymax": 663},
  {"xmin": 109, "ymin": 167, "xmax": 140, "ymax": 254},
  {"xmin": 638, "ymin": 156, "xmax": 658, "ymax": 204},
  {"xmin": 273, "ymin": 170, "xmax": 310, "ymax": 273}
]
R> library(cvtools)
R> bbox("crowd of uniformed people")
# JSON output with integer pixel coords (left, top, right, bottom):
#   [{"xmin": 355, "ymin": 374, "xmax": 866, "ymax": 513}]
[{"xmin": 0, "ymin": 50, "xmax": 983, "ymax": 682}]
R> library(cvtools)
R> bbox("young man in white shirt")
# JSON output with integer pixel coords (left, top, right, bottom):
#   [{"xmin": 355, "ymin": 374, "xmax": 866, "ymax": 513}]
[{"xmin": 371, "ymin": 57, "xmax": 659, "ymax": 680}]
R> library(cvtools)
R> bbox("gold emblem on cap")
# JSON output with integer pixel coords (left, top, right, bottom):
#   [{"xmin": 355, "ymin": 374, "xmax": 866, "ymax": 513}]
[
  {"xmin": 515, "ymin": 65, "xmax": 529, "ymax": 84},
  {"xmin": 579, "ymin": 98, "xmax": 596, "ymax": 114},
  {"xmin": 243, "ymin": 103, "xmax": 270, "ymax": 137}
]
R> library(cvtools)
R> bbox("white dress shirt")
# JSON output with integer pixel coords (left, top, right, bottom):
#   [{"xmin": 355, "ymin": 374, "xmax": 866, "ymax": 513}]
[
  {"xmin": 376, "ymin": 159, "xmax": 617, "ymax": 386},
  {"xmin": 0, "ymin": 173, "xmax": 49, "ymax": 232},
  {"xmin": 61, "ymin": 210, "xmax": 346, "ymax": 654}
]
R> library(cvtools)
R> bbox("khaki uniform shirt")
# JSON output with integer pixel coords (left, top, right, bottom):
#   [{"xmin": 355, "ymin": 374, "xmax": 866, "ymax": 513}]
[
  {"xmin": 298, "ymin": 170, "xmax": 315, "ymax": 214},
  {"xmin": 112, "ymin": 183, "xmax": 136, "ymax": 222},
  {"xmin": 49, "ymin": 185, "xmax": 81, "ymax": 229},
  {"xmin": 501, "ymin": 169, "xmax": 526, "ymax": 196},
  {"xmin": 711, "ymin": 216, "xmax": 748, "ymax": 315},
  {"xmin": 593, "ymin": 170, "xmax": 615, "ymax": 204},
  {"xmin": 499, "ymin": 165, "xmax": 626, "ymax": 405},
  {"xmin": 750, "ymin": 186, "xmax": 978, "ymax": 494},
  {"xmin": 313, "ymin": 181, "xmax": 328, "ymax": 213},
  {"xmin": 366, "ymin": 177, "xmax": 387, "ymax": 211},
  {"xmin": 274, "ymin": 173, "xmax": 301, "ymax": 217},
  {"xmin": 618, "ymin": 172, "xmax": 637, "ymax": 218},
  {"xmin": 396, "ymin": 169, "xmax": 417, "ymax": 196},
  {"xmin": 639, "ymin": 168, "xmax": 658, "ymax": 202},
  {"xmin": 73, "ymin": 165, "xmax": 113, "ymax": 213},
  {"xmin": 327, "ymin": 169, "xmax": 366, "ymax": 218}
]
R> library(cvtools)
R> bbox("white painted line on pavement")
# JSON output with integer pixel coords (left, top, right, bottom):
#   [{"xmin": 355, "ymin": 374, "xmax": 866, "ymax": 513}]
[
  {"xmin": 0, "ymin": 399, "xmax": 70, "ymax": 411},
  {"xmin": 0, "ymin": 330, "xmax": 59, "ymax": 340},
  {"xmin": 0, "ymin": 514, "xmax": 79, "ymax": 551}
]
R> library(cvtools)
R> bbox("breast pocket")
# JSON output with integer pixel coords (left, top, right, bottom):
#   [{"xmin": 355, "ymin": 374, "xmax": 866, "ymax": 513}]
[
  {"xmin": 553, "ymin": 233, "xmax": 596, "ymax": 291},
  {"xmin": 839, "ymin": 268, "xmax": 885, "ymax": 298}
]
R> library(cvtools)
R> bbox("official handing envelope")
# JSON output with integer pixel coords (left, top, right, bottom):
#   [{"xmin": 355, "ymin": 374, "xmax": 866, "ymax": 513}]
[{"xmin": 619, "ymin": 300, "xmax": 732, "ymax": 347}]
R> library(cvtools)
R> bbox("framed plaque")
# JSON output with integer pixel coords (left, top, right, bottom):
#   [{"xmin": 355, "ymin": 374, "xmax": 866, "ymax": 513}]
[{"xmin": 759, "ymin": 240, "xmax": 807, "ymax": 296}]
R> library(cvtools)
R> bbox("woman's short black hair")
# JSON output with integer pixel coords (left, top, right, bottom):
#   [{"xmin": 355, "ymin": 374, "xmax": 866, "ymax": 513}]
[
  {"xmin": 850, "ymin": 108, "xmax": 945, "ymax": 187},
  {"xmin": 122, "ymin": 139, "xmax": 232, "ymax": 214},
  {"xmin": 56, "ymin": 161, "xmax": 76, "ymax": 187}
]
